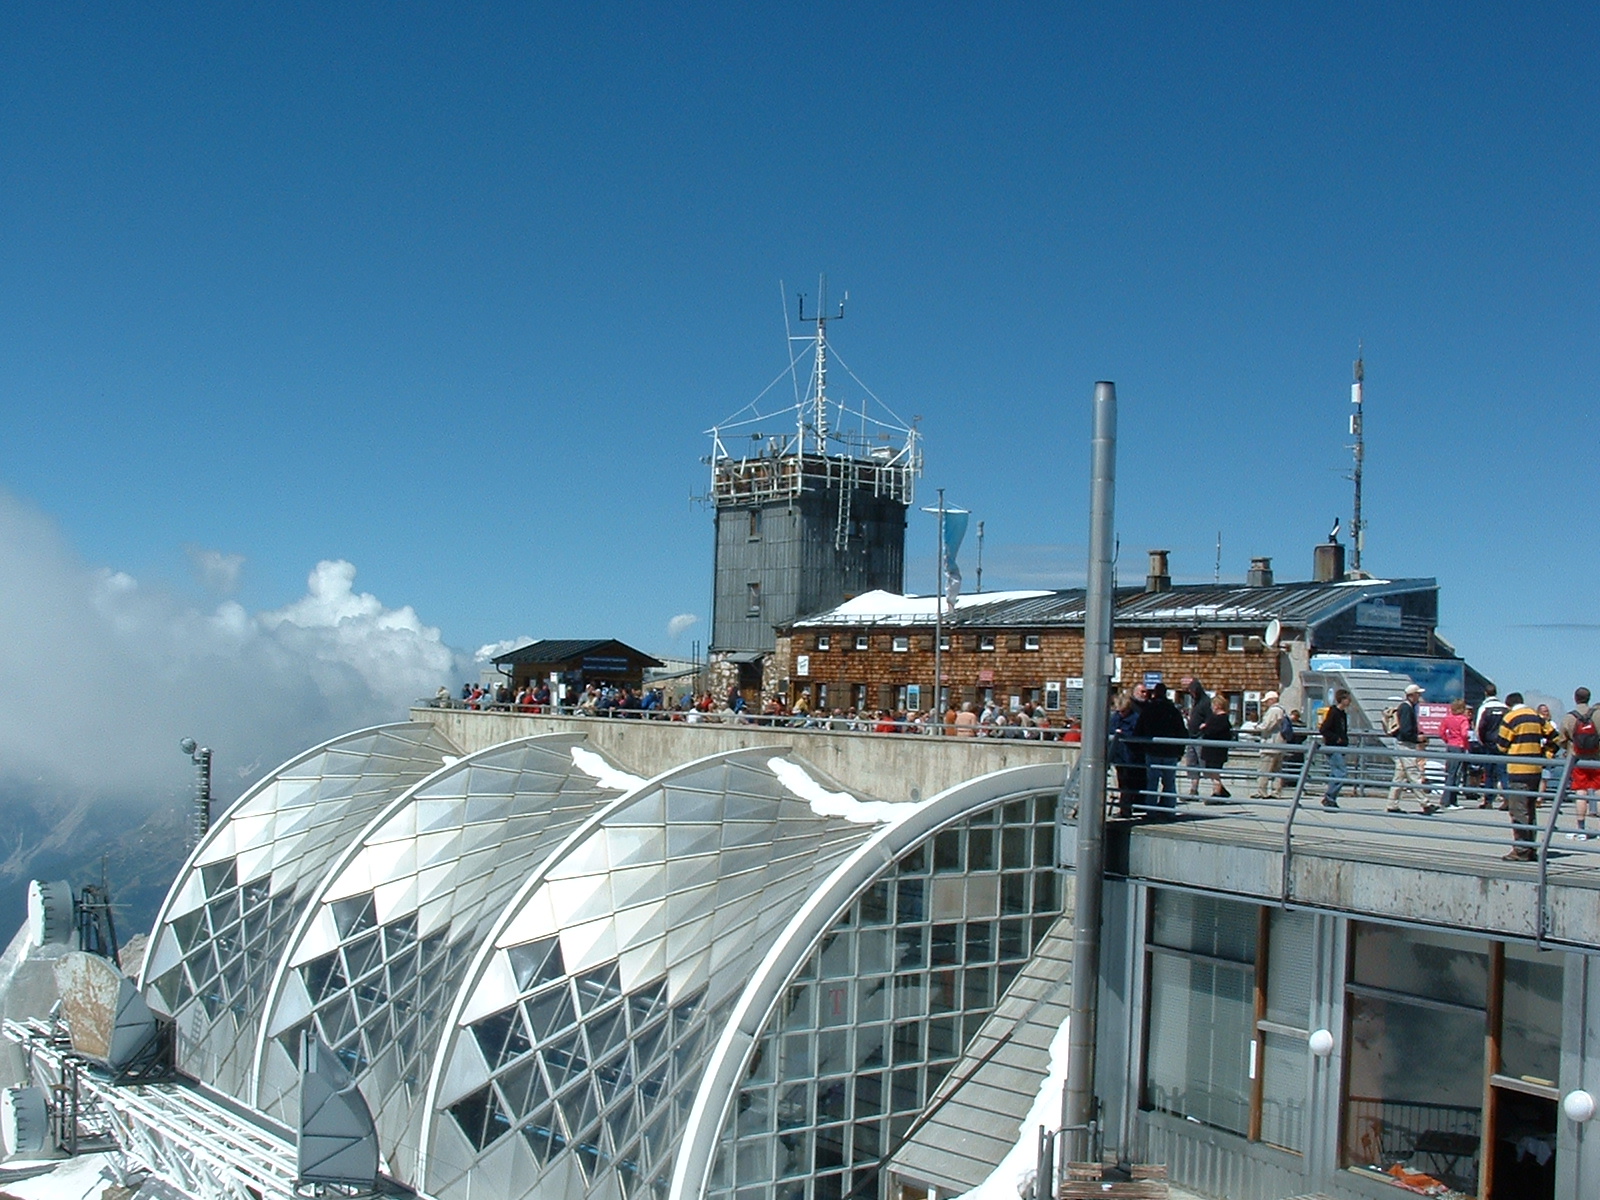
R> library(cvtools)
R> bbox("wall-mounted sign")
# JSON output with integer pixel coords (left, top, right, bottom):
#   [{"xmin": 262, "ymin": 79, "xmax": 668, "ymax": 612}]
[
  {"xmin": 795, "ymin": 655, "xmax": 810, "ymax": 677},
  {"xmin": 1355, "ymin": 599, "xmax": 1403, "ymax": 629}
]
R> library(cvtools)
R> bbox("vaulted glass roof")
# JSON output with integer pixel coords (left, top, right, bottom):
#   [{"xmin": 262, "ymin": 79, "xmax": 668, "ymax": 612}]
[
  {"xmin": 141, "ymin": 723, "xmax": 460, "ymax": 1097},
  {"xmin": 138, "ymin": 723, "xmax": 1069, "ymax": 1200}
]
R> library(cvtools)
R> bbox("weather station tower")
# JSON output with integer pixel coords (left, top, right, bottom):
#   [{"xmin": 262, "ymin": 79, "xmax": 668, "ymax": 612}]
[{"xmin": 706, "ymin": 281, "xmax": 922, "ymax": 691}]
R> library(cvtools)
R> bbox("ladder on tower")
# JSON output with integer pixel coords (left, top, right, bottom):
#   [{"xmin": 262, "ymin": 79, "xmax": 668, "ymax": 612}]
[{"xmin": 834, "ymin": 457, "xmax": 855, "ymax": 549}]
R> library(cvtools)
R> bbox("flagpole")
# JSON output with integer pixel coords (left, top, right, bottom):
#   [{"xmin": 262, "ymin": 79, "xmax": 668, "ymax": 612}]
[{"xmin": 934, "ymin": 487, "xmax": 945, "ymax": 733}]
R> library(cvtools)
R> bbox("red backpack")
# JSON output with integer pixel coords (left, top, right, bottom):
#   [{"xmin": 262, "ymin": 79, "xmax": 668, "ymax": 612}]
[{"xmin": 1572, "ymin": 709, "xmax": 1600, "ymax": 759}]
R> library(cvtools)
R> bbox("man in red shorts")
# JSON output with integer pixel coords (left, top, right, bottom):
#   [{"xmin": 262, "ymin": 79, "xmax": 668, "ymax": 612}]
[{"xmin": 1561, "ymin": 687, "xmax": 1600, "ymax": 839}]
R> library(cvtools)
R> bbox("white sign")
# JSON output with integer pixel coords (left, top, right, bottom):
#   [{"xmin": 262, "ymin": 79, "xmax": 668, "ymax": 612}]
[
  {"xmin": 796, "ymin": 655, "xmax": 810, "ymax": 677},
  {"xmin": 1355, "ymin": 599, "xmax": 1403, "ymax": 629}
]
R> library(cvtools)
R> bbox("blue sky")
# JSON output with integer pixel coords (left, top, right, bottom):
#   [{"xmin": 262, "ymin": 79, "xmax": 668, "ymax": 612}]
[{"xmin": 2, "ymin": 2, "xmax": 1597, "ymax": 798}]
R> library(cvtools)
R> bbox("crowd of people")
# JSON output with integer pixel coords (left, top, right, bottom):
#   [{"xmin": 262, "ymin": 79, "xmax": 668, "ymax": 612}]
[
  {"xmin": 434, "ymin": 680, "xmax": 1083, "ymax": 738},
  {"xmin": 1105, "ymin": 673, "xmax": 1600, "ymax": 865},
  {"xmin": 435, "ymin": 673, "xmax": 1600, "ymax": 862}
]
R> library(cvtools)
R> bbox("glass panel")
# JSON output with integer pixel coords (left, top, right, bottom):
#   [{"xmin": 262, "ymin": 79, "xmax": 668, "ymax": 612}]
[
  {"xmin": 1150, "ymin": 890, "xmax": 1257, "ymax": 963},
  {"xmin": 1143, "ymin": 951, "xmax": 1254, "ymax": 1136},
  {"xmin": 1259, "ymin": 1030, "xmax": 1308, "ymax": 1153},
  {"xmin": 1343, "ymin": 993, "xmax": 1483, "ymax": 1192},
  {"xmin": 1265, "ymin": 909, "xmax": 1314, "ymax": 1029},
  {"xmin": 1350, "ymin": 923, "xmax": 1487, "ymax": 1008},
  {"xmin": 1500, "ymin": 943, "xmax": 1563, "ymax": 1086}
]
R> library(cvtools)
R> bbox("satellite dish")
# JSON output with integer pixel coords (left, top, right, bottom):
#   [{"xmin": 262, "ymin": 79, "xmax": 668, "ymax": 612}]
[
  {"xmin": 1264, "ymin": 619, "xmax": 1282, "ymax": 649},
  {"xmin": 0, "ymin": 1087, "xmax": 47, "ymax": 1155},
  {"xmin": 27, "ymin": 880, "xmax": 74, "ymax": 948}
]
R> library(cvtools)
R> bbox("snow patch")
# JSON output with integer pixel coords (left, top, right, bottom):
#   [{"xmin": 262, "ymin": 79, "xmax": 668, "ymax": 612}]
[
  {"xmin": 791, "ymin": 588, "xmax": 1051, "ymax": 627},
  {"xmin": 0, "ymin": 1152, "xmax": 117, "ymax": 1200},
  {"xmin": 766, "ymin": 758, "xmax": 912, "ymax": 824},
  {"xmin": 953, "ymin": 1015, "xmax": 1072, "ymax": 1200},
  {"xmin": 570, "ymin": 747, "xmax": 645, "ymax": 792}
]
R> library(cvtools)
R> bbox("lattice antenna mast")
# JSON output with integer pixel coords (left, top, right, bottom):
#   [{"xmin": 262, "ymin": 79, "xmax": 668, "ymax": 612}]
[
  {"xmin": 797, "ymin": 276, "xmax": 846, "ymax": 455},
  {"xmin": 1350, "ymin": 346, "xmax": 1366, "ymax": 571}
]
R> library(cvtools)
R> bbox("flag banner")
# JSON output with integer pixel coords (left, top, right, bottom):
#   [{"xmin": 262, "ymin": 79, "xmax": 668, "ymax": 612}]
[{"xmin": 943, "ymin": 511, "xmax": 969, "ymax": 606}]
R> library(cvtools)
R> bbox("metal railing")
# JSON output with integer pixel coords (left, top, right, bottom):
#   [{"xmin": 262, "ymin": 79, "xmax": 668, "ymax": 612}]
[
  {"xmin": 417, "ymin": 697, "xmax": 1082, "ymax": 740},
  {"xmin": 1104, "ymin": 733, "xmax": 1596, "ymax": 947}
]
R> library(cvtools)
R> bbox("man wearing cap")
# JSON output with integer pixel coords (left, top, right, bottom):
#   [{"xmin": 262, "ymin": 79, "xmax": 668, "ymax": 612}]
[
  {"xmin": 1386, "ymin": 683, "xmax": 1437, "ymax": 815},
  {"xmin": 1254, "ymin": 690, "xmax": 1289, "ymax": 797}
]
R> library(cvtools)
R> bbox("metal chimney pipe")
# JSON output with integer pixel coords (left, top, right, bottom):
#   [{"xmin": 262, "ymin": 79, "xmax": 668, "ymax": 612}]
[
  {"xmin": 1145, "ymin": 549, "xmax": 1171, "ymax": 593},
  {"xmin": 1065, "ymin": 381, "xmax": 1116, "ymax": 1162}
]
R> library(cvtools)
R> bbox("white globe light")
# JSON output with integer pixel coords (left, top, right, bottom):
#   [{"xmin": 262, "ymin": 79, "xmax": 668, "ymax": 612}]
[
  {"xmin": 1308, "ymin": 1029, "xmax": 1335, "ymax": 1058},
  {"xmin": 1563, "ymin": 1090, "xmax": 1596, "ymax": 1123}
]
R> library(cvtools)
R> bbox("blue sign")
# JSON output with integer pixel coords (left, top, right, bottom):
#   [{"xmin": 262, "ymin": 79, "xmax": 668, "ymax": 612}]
[{"xmin": 1143, "ymin": 671, "xmax": 1163, "ymax": 688}]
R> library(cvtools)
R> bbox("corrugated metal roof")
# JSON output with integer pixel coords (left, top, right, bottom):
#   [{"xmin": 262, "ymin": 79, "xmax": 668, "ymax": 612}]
[
  {"xmin": 888, "ymin": 913, "xmax": 1075, "ymax": 1194},
  {"xmin": 792, "ymin": 578, "xmax": 1436, "ymax": 631}
]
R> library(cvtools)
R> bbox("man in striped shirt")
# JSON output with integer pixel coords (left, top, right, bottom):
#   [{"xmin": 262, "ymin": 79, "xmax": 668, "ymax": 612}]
[{"xmin": 1497, "ymin": 692, "xmax": 1557, "ymax": 861}]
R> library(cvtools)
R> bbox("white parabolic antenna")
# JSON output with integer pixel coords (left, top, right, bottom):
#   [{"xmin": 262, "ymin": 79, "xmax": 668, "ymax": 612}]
[
  {"xmin": 27, "ymin": 880, "xmax": 74, "ymax": 948},
  {"xmin": 1, "ymin": 1086, "xmax": 47, "ymax": 1155},
  {"xmin": 1264, "ymin": 619, "xmax": 1282, "ymax": 649}
]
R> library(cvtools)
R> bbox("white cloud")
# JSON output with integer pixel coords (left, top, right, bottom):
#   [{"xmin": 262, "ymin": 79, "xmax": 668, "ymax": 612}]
[
  {"xmin": 475, "ymin": 636, "xmax": 536, "ymax": 664},
  {"xmin": 667, "ymin": 613, "xmax": 698, "ymax": 640},
  {"xmin": 0, "ymin": 489, "xmax": 470, "ymax": 806},
  {"xmin": 184, "ymin": 544, "xmax": 245, "ymax": 594}
]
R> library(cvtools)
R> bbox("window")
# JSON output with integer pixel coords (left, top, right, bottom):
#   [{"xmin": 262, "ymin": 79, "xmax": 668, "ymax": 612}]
[
  {"xmin": 816, "ymin": 683, "xmax": 829, "ymax": 709},
  {"xmin": 747, "ymin": 583, "xmax": 761, "ymax": 616},
  {"xmin": 816, "ymin": 635, "xmax": 831, "ymax": 652},
  {"xmin": 854, "ymin": 634, "xmax": 869, "ymax": 652},
  {"xmin": 1181, "ymin": 633, "xmax": 1200, "ymax": 652},
  {"xmin": 1023, "ymin": 634, "xmax": 1041, "ymax": 651},
  {"xmin": 979, "ymin": 635, "xmax": 996, "ymax": 652},
  {"xmin": 1344, "ymin": 924, "xmax": 1491, "ymax": 1192},
  {"xmin": 1142, "ymin": 636, "xmax": 1163, "ymax": 654},
  {"xmin": 892, "ymin": 636, "xmax": 910, "ymax": 653},
  {"xmin": 853, "ymin": 683, "xmax": 867, "ymax": 710},
  {"xmin": 1143, "ymin": 892, "xmax": 1313, "ymax": 1153},
  {"xmin": 749, "ymin": 508, "xmax": 761, "ymax": 540},
  {"xmin": 1227, "ymin": 634, "xmax": 1246, "ymax": 651}
]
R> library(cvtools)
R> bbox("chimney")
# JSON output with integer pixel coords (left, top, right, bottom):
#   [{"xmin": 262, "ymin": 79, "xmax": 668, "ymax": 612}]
[
  {"xmin": 1313, "ymin": 542, "xmax": 1346, "ymax": 583},
  {"xmin": 1247, "ymin": 556, "xmax": 1274, "ymax": 587},
  {"xmin": 1145, "ymin": 549, "xmax": 1171, "ymax": 593}
]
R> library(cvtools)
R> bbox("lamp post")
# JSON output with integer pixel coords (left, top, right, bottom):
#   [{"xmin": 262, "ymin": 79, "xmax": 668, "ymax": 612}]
[{"xmin": 180, "ymin": 738, "xmax": 213, "ymax": 851}]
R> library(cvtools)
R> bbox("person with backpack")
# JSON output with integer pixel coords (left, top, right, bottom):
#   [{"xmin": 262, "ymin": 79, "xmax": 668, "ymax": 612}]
[
  {"xmin": 1560, "ymin": 686, "xmax": 1600, "ymax": 839},
  {"xmin": 1254, "ymin": 690, "xmax": 1289, "ymax": 798},
  {"xmin": 1386, "ymin": 683, "xmax": 1437, "ymax": 815},
  {"xmin": 1472, "ymin": 688, "xmax": 1510, "ymax": 808}
]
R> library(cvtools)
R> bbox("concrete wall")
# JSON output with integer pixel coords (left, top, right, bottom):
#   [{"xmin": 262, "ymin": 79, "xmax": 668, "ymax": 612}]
[{"xmin": 411, "ymin": 707, "xmax": 1077, "ymax": 805}]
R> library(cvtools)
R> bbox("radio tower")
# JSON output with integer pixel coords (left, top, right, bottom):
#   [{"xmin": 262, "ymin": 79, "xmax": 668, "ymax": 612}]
[{"xmin": 1349, "ymin": 347, "xmax": 1366, "ymax": 572}]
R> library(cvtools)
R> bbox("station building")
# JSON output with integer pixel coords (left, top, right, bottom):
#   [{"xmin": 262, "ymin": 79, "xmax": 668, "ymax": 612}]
[{"xmin": 768, "ymin": 549, "xmax": 1488, "ymax": 725}]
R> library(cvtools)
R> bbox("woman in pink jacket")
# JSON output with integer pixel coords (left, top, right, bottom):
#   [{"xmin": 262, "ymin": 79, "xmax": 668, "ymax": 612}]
[{"xmin": 1440, "ymin": 698, "xmax": 1473, "ymax": 810}]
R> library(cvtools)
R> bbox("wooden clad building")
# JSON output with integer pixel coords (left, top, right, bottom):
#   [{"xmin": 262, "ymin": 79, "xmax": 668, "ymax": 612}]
[{"xmin": 767, "ymin": 568, "xmax": 1458, "ymax": 725}]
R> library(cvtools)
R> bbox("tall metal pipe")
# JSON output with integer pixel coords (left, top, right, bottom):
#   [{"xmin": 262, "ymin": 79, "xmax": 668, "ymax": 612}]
[
  {"xmin": 182, "ymin": 738, "xmax": 213, "ymax": 851},
  {"xmin": 1064, "ymin": 381, "xmax": 1117, "ymax": 1161}
]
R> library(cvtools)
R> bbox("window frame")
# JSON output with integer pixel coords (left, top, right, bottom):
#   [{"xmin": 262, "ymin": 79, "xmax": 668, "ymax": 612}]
[{"xmin": 1142, "ymin": 636, "xmax": 1163, "ymax": 654}]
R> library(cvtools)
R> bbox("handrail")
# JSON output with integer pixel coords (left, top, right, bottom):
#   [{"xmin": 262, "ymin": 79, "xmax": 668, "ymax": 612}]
[
  {"xmin": 1280, "ymin": 734, "xmax": 1323, "ymax": 903},
  {"xmin": 1536, "ymin": 752, "xmax": 1579, "ymax": 948}
]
